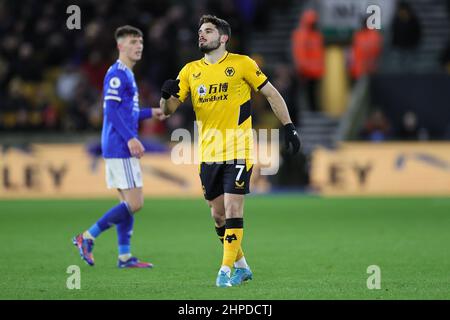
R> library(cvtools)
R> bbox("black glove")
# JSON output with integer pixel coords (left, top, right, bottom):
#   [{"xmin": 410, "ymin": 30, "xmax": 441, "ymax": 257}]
[
  {"xmin": 161, "ymin": 79, "xmax": 180, "ymax": 99},
  {"xmin": 284, "ymin": 123, "xmax": 301, "ymax": 155}
]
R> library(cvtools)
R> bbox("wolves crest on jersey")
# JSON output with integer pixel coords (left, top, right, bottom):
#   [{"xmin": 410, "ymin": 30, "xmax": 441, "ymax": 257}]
[{"xmin": 176, "ymin": 52, "xmax": 268, "ymax": 163}]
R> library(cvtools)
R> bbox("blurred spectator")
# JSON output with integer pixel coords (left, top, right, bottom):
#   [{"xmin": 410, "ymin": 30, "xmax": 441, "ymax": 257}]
[
  {"xmin": 349, "ymin": 19, "xmax": 383, "ymax": 80},
  {"xmin": 398, "ymin": 111, "xmax": 419, "ymax": 140},
  {"xmin": 391, "ymin": 1, "xmax": 422, "ymax": 56},
  {"xmin": 81, "ymin": 51, "xmax": 109, "ymax": 92},
  {"xmin": 64, "ymin": 79, "xmax": 98, "ymax": 131},
  {"xmin": 30, "ymin": 82, "xmax": 59, "ymax": 130},
  {"xmin": 397, "ymin": 111, "xmax": 429, "ymax": 141},
  {"xmin": 0, "ymin": 0, "xmax": 287, "ymax": 134},
  {"xmin": 13, "ymin": 42, "xmax": 43, "ymax": 82},
  {"xmin": 2, "ymin": 78, "xmax": 31, "ymax": 130},
  {"xmin": 360, "ymin": 109, "xmax": 392, "ymax": 142},
  {"xmin": 291, "ymin": 9, "xmax": 324, "ymax": 112},
  {"xmin": 56, "ymin": 64, "xmax": 83, "ymax": 103}
]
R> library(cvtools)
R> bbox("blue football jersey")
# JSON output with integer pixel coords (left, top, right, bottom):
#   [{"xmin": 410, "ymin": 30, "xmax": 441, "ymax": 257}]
[{"xmin": 101, "ymin": 60, "xmax": 140, "ymax": 158}]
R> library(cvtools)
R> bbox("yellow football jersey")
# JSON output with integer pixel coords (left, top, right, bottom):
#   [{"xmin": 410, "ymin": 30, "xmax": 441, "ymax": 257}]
[{"xmin": 176, "ymin": 51, "xmax": 268, "ymax": 164}]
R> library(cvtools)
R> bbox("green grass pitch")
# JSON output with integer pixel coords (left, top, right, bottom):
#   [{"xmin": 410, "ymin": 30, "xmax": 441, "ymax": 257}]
[{"xmin": 0, "ymin": 196, "xmax": 449, "ymax": 299}]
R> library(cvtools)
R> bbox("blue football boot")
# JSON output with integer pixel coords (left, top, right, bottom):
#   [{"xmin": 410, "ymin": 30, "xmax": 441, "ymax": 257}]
[
  {"xmin": 118, "ymin": 256, "xmax": 153, "ymax": 268},
  {"xmin": 216, "ymin": 271, "xmax": 232, "ymax": 287},
  {"xmin": 230, "ymin": 268, "xmax": 253, "ymax": 286}
]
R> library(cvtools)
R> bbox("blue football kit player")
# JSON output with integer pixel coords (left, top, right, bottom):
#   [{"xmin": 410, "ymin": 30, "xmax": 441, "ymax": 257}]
[{"xmin": 73, "ymin": 25, "xmax": 168, "ymax": 268}]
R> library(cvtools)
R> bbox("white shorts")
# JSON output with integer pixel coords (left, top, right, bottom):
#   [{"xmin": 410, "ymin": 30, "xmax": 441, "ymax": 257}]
[{"xmin": 105, "ymin": 158, "xmax": 143, "ymax": 189}]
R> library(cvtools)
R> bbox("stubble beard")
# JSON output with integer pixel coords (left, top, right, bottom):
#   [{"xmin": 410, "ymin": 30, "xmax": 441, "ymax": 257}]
[{"xmin": 199, "ymin": 39, "xmax": 221, "ymax": 54}]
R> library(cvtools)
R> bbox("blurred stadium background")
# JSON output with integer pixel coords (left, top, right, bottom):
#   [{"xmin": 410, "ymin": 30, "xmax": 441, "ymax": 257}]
[{"xmin": 1, "ymin": 0, "xmax": 450, "ymax": 299}]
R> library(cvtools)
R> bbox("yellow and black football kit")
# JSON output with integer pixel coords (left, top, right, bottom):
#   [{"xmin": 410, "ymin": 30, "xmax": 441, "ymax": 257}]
[{"xmin": 176, "ymin": 51, "xmax": 268, "ymax": 200}]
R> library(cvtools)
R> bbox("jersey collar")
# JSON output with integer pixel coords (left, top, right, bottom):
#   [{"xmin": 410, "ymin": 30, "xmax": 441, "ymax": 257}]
[
  {"xmin": 202, "ymin": 51, "xmax": 229, "ymax": 65},
  {"xmin": 117, "ymin": 59, "xmax": 134, "ymax": 74}
]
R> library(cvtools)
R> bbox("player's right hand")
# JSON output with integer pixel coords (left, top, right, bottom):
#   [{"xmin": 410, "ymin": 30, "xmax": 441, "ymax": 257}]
[
  {"xmin": 127, "ymin": 138, "xmax": 145, "ymax": 159},
  {"xmin": 161, "ymin": 79, "xmax": 180, "ymax": 99}
]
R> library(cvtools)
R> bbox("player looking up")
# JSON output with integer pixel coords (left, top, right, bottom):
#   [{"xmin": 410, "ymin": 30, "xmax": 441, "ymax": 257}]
[
  {"xmin": 160, "ymin": 15, "xmax": 301, "ymax": 287},
  {"xmin": 73, "ymin": 25, "xmax": 168, "ymax": 268}
]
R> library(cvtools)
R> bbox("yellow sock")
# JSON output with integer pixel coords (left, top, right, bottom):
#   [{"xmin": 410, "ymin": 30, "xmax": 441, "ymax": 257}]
[
  {"xmin": 216, "ymin": 226, "xmax": 244, "ymax": 262},
  {"xmin": 222, "ymin": 218, "xmax": 244, "ymax": 268}
]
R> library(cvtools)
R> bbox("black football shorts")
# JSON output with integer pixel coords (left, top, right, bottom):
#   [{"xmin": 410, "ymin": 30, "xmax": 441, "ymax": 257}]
[{"xmin": 199, "ymin": 159, "xmax": 253, "ymax": 201}]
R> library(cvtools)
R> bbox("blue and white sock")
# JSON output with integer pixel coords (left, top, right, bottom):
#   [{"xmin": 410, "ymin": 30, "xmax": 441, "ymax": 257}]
[
  {"xmin": 117, "ymin": 203, "xmax": 134, "ymax": 261},
  {"xmin": 84, "ymin": 202, "xmax": 131, "ymax": 240}
]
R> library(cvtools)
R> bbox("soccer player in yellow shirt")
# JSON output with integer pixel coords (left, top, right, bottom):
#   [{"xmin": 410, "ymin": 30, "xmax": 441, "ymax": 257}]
[{"xmin": 160, "ymin": 15, "xmax": 301, "ymax": 287}]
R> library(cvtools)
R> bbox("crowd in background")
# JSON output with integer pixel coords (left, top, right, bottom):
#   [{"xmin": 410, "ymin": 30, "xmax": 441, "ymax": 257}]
[
  {"xmin": 0, "ymin": 0, "xmax": 285, "ymax": 136},
  {"xmin": 359, "ymin": 1, "xmax": 450, "ymax": 142},
  {"xmin": 290, "ymin": 0, "xmax": 450, "ymax": 142},
  {"xmin": 1, "ymin": 0, "xmax": 450, "ymax": 142}
]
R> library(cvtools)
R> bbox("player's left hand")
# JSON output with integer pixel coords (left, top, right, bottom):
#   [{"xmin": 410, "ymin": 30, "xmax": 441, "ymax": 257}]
[
  {"xmin": 284, "ymin": 123, "xmax": 301, "ymax": 155},
  {"xmin": 152, "ymin": 108, "xmax": 170, "ymax": 121}
]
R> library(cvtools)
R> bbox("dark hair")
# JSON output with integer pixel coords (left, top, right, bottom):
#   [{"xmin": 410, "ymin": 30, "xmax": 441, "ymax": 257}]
[
  {"xmin": 198, "ymin": 15, "xmax": 231, "ymax": 40},
  {"xmin": 114, "ymin": 25, "xmax": 143, "ymax": 41}
]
